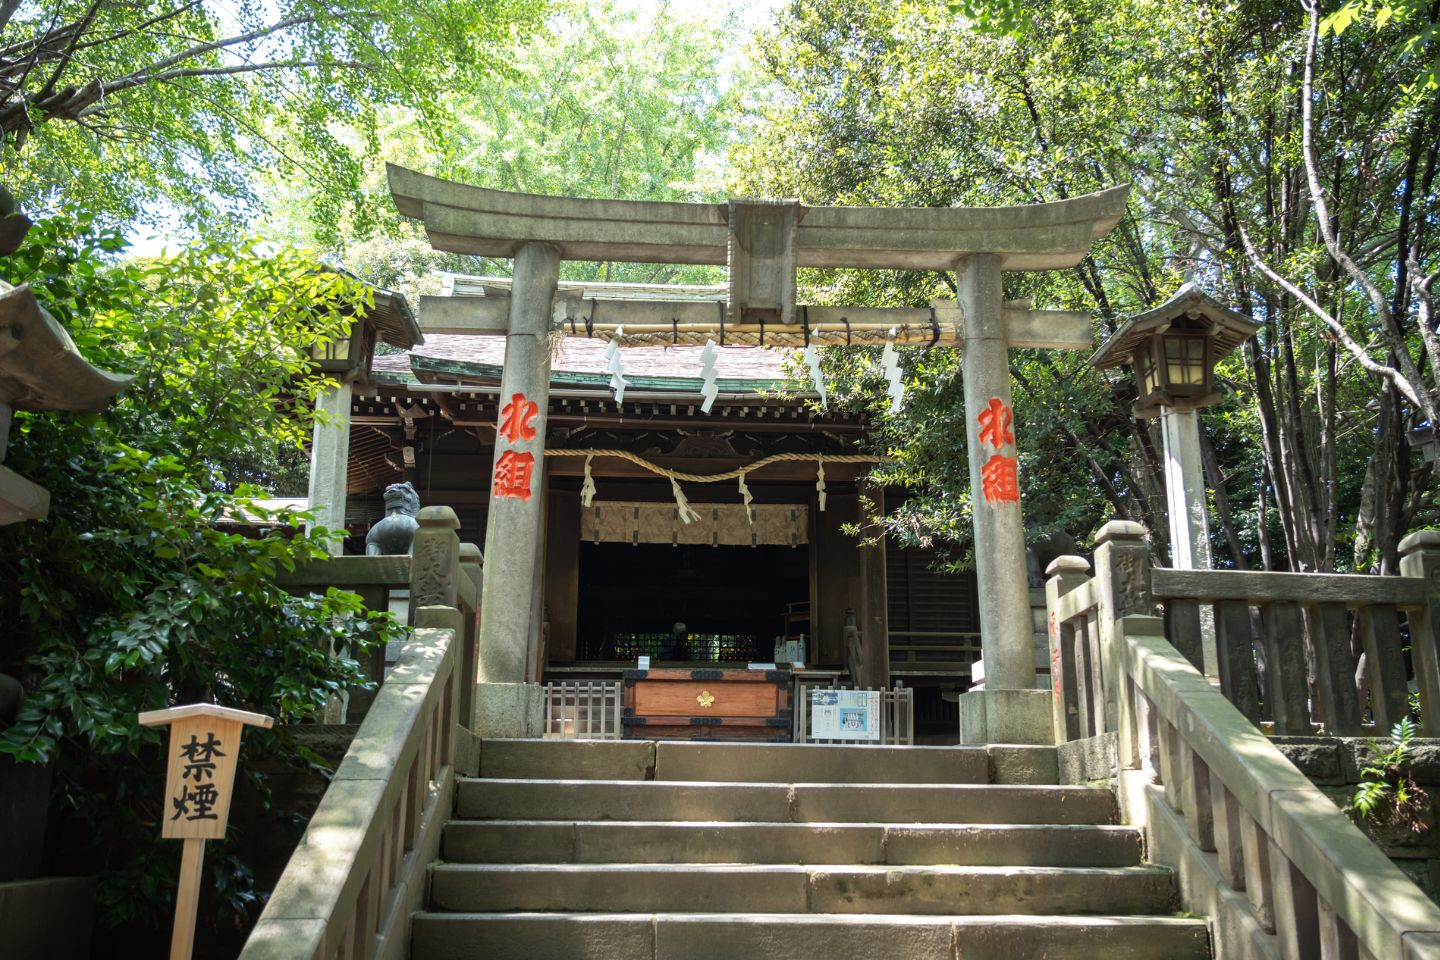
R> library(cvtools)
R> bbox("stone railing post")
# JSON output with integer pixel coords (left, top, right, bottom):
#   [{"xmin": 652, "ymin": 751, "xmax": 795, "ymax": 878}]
[
  {"xmin": 457, "ymin": 542, "xmax": 483, "ymax": 727},
  {"xmin": 1400, "ymin": 531, "xmax": 1440, "ymax": 737},
  {"xmin": 409, "ymin": 506, "xmax": 461, "ymax": 620},
  {"xmin": 1044, "ymin": 555, "xmax": 1091, "ymax": 745},
  {"xmin": 1092, "ymin": 520, "xmax": 1156, "ymax": 768}
]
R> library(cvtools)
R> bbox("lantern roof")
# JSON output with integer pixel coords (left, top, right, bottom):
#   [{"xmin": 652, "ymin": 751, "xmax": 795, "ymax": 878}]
[
  {"xmin": 324, "ymin": 270, "xmax": 422, "ymax": 350},
  {"xmin": 0, "ymin": 280, "xmax": 133, "ymax": 412},
  {"xmin": 1088, "ymin": 283, "xmax": 1260, "ymax": 370}
]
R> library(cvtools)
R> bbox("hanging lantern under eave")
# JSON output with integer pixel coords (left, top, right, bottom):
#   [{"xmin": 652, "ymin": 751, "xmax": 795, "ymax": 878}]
[
  {"xmin": 309, "ymin": 318, "xmax": 372, "ymax": 380},
  {"xmin": 1089, "ymin": 284, "xmax": 1260, "ymax": 418},
  {"xmin": 306, "ymin": 283, "xmax": 422, "ymax": 384}
]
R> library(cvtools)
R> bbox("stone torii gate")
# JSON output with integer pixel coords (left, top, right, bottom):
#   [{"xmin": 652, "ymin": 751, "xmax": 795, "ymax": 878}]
[{"xmin": 388, "ymin": 164, "xmax": 1128, "ymax": 742}]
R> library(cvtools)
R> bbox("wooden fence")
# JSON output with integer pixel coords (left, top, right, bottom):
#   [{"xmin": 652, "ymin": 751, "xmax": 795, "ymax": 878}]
[
  {"xmin": 542, "ymin": 682, "xmax": 623, "ymax": 739},
  {"xmin": 794, "ymin": 684, "xmax": 914, "ymax": 745},
  {"xmin": 1046, "ymin": 521, "xmax": 1440, "ymax": 960}
]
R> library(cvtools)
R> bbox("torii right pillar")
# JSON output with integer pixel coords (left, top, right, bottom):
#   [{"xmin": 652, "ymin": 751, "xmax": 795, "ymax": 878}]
[{"xmin": 956, "ymin": 254, "xmax": 1053, "ymax": 745}]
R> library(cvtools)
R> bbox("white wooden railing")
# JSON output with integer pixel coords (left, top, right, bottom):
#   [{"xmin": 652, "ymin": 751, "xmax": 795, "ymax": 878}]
[{"xmin": 542, "ymin": 681, "xmax": 622, "ymax": 740}]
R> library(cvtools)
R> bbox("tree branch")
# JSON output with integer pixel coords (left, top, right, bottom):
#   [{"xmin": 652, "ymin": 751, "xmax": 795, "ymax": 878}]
[
  {"xmin": 1298, "ymin": 0, "xmax": 1436, "ymax": 423},
  {"xmin": 1237, "ymin": 219, "xmax": 1429, "ymax": 413}
]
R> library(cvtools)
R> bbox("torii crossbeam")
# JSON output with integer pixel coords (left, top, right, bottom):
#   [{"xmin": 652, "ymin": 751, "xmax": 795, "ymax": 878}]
[{"xmin": 388, "ymin": 163, "xmax": 1129, "ymax": 744}]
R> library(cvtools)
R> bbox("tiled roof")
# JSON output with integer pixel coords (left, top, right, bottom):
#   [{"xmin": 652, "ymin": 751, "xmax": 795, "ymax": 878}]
[{"xmin": 371, "ymin": 334, "xmax": 798, "ymax": 390}]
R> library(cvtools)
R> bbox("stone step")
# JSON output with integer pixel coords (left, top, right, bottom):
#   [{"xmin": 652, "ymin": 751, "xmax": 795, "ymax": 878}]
[
  {"xmin": 411, "ymin": 912, "xmax": 1211, "ymax": 960},
  {"xmin": 427, "ymin": 863, "xmax": 1177, "ymax": 915},
  {"xmin": 454, "ymin": 778, "xmax": 1117, "ymax": 824},
  {"xmin": 442, "ymin": 820, "xmax": 1144, "ymax": 867},
  {"xmin": 478, "ymin": 738, "xmax": 1035, "ymax": 784}
]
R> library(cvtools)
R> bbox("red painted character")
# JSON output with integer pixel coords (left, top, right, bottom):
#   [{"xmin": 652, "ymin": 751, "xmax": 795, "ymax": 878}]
[
  {"xmin": 498, "ymin": 392, "xmax": 539, "ymax": 444},
  {"xmin": 1051, "ymin": 644, "xmax": 1063, "ymax": 703},
  {"xmin": 493, "ymin": 449, "xmax": 535, "ymax": 501},
  {"xmin": 980, "ymin": 454, "xmax": 1019, "ymax": 505},
  {"xmin": 976, "ymin": 397, "xmax": 1014, "ymax": 450}
]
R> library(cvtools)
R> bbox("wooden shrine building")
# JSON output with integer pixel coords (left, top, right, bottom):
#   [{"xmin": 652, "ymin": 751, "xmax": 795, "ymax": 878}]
[{"xmin": 332, "ymin": 276, "xmax": 985, "ymax": 738}]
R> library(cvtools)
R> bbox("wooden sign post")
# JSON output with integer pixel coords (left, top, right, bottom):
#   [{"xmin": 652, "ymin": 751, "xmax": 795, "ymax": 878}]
[{"xmin": 138, "ymin": 704, "xmax": 272, "ymax": 960}]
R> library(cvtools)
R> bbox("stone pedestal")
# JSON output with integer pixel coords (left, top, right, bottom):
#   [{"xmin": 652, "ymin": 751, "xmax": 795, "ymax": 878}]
[
  {"xmin": 958, "ymin": 689, "xmax": 1053, "ymax": 745},
  {"xmin": 473, "ymin": 682, "xmax": 544, "ymax": 738}
]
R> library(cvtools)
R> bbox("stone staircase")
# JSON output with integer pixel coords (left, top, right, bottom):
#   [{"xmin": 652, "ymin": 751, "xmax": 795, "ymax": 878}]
[{"xmin": 410, "ymin": 740, "xmax": 1210, "ymax": 960}]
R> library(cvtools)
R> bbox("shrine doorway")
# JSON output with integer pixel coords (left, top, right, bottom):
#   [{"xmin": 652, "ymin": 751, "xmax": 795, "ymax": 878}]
[{"xmin": 574, "ymin": 540, "xmax": 809, "ymax": 666}]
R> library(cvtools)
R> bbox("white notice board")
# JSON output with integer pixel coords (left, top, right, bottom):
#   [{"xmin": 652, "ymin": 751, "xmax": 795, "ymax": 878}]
[{"xmin": 809, "ymin": 689, "xmax": 880, "ymax": 741}]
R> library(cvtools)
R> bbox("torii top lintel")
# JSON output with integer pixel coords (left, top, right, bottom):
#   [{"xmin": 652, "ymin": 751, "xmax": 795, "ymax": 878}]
[{"xmin": 388, "ymin": 164, "xmax": 1130, "ymax": 273}]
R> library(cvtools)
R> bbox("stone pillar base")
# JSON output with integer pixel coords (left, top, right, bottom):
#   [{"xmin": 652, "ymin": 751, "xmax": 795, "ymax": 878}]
[
  {"xmin": 959, "ymin": 689, "xmax": 1054, "ymax": 745},
  {"xmin": 473, "ymin": 682, "xmax": 543, "ymax": 738}
]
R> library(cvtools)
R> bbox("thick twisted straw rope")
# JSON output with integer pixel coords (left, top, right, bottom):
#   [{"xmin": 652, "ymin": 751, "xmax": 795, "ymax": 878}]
[
  {"xmin": 599, "ymin": 329, "xmax": 950, "ymax": 347},
  {"xmin": 543, "ymin": 448, "xmax": 882, "ymax": 483}
]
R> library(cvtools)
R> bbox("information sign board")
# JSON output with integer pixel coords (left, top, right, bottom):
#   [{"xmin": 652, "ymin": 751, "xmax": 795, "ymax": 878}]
[{"xmin": 809, "ymin": 689, "xmax": 880, "ymax": 741}]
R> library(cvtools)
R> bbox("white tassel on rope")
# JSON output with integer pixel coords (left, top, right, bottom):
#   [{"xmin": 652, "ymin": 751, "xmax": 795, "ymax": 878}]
[
  {"xmin": 670, "ymin": 475, "xmax": 700, "ymax": 524},
  {"xmin": 580, "ymin": 454, "xmax": 596, "ymax": 508},
  {"xmin": 881, "ymin": 338, "xmax": 905, "ymax": 413},
  {"xmin": 802, "ymin": 344, "xmax": 828, "ymax": 409},
  {"xmin": 816, "ymin": 458, "xmax": 827, "ymax": 512},
  {"xmin": 604, "ymin": 327, "xmax": 629, "ymax": 404},
  {"xmin": 699, "ymin": 338, "xmax": 719, "ymax": 413},
  {"xmin": 738, "ymin": 471, "xmax": 753, "ymax": 523}
]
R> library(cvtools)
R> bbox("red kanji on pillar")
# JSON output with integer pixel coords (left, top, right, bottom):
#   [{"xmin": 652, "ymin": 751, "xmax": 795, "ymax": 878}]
[
  {"xmin": 977, "ymin": 397, "xmax": 1014, "ymax": 450},
  {"xmin": 493, "ymin": 449, "xmax": 536, "ymax": 501},
  {"xmin": 498, "ymin": 392, "xmax": 539, "ymax": 444},
  {"xmin": 980, "ymin": 454, "xmax": 1019, "ymax": 505}
]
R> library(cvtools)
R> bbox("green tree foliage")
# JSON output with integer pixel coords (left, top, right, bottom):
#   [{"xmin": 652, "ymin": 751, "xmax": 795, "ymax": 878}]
[
  {"xmin": 0, "ymin": 0, "xmax": 547, "ymax": 229},
  {"xmin": 269, "ymin": 0, "xmax": 743, "ymax": 285},
  {"xmin": 736, "ymin": 0, "xmax": 1440, "ymax": 574},
  {"xmin": 0, "ymin": 214, "xmax": 404, "ymax": 932},
  {"xmin": 1324, "ymin": 0, "xmax": 1440, "ymax": 96}
]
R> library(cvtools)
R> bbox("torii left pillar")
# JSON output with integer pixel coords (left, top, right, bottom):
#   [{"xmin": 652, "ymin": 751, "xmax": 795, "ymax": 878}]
[
  {"xmin": 475, "ymin": 241, "xmax": 558, "ymax": 737},
  {"xmin": 956, "ymin": 254, "xmax": 1052, "ymax": 745}
]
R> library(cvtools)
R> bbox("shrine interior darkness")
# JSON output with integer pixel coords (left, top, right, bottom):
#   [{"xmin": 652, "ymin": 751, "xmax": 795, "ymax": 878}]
[{"xmin": 575, "ymin": 542, "xmax": 809, "ymax": 664}]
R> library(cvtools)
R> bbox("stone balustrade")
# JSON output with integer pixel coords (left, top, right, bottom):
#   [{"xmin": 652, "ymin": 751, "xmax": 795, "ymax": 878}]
[{"xmin": 1048, "ymin": 521, "xmax": 1440, "ymax": 959}]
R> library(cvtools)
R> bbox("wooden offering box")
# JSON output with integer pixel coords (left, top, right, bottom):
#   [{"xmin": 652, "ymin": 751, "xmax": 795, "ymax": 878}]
[{"xmin": 621, "ymin": 668, "xmax": 792, "ymax": 741}]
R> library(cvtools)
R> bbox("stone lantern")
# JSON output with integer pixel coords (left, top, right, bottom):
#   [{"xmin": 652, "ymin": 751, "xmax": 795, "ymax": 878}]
[
  {"xmin": 1089, "ymin": 284, "xmax": 1259, "ymax": 671},
  {"xmin": 0, "ymin": 281, "xmax": 132, "ymax": 524}
]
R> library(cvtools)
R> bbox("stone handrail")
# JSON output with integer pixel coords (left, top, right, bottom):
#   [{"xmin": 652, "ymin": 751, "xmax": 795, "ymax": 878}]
[
  {"xmin": 1109, "ymin": 612, "xmax": 1440, "ymax": 960},
  {"xmin": 1046, "ymin": 521, "xmax": 1440, "ymax": 959},
  {"xmin": 238, "ymin": 611, "xmax": 462, "ymax": 960},
  {"xmin": 1046, "ymin": 525, "xmax": 1440, "ymax": 740},
  {"xmin": 277, "ymin": 506, "xmax": 482, "ymax": 727}
]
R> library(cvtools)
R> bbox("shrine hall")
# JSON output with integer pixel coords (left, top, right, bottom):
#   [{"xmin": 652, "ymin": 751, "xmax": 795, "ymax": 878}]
[{"xmin": 319, "ymin": 274, "xmax": 1032, "ymax": 742}]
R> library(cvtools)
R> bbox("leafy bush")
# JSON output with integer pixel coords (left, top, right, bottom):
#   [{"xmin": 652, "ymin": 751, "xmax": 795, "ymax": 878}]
[
  {"xmin": 0, "ymin": 213, "xmax": 405, "ymax": 933},
  {"xmin": 1352, "ymin": 717, "xmax": 1429, "ymax": 834}
]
